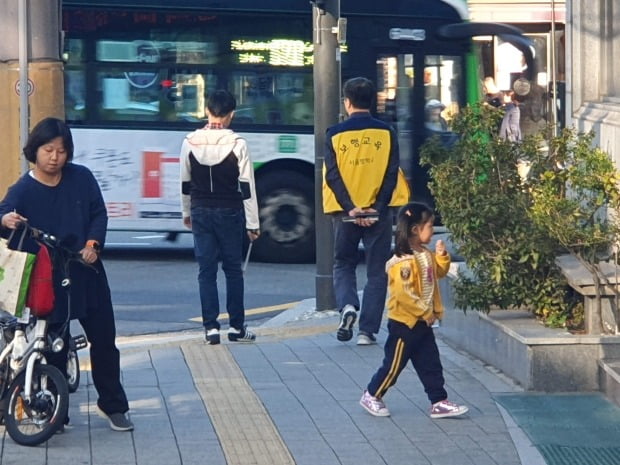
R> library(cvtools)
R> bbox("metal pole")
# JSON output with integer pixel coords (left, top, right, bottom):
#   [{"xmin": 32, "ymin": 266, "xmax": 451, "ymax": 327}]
[
  {"xmin": 550, "ymin": 0, "xmax": 558, "ymax": 137},
  {"xmin": 313, "ymin": 0, "xmax": 340, "ymax": 311},
  {"xmin": 18, "ymin": 0, "xmax": 29, "ymax": 174}
]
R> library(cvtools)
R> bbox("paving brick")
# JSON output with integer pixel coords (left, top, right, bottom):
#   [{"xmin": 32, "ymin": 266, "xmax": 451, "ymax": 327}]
[{"xmin": 0, "ymin": 301, "xmax": 551, "ymax": 465}]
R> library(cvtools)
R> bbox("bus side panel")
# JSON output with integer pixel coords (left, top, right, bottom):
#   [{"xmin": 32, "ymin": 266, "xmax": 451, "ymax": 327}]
[{"xmin": 70, "ymin": 128, "xmax": 314, "ymax": 232}]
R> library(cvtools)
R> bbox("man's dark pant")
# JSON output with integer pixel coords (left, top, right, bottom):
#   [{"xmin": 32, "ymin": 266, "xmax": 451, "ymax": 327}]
[
  {"xmin": 191, "ymin": 206, "xmax": 245, "ymax": 331},
  {"xmin": 332, "ymin": 209, "xmax": 393, "ymax": 335}
]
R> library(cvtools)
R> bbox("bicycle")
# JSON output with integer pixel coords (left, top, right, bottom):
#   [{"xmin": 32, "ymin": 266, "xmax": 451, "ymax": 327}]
[
  {"xmin": 0, "ymin": 224, "xmax": 88, "ymax": 445},
  {"xmin": 66, "ymin": 332, "xmax": 87, "ymax": 393}
]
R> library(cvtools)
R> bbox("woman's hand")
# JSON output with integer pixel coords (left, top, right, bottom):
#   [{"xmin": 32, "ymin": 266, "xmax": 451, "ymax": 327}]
[
  {"xmin": 1, "ymin": 212, "xmax": 27, "ymax": 230},
  {"xmin": 80, "ymin": 246, "xmax": 99, "ymax": 264}
]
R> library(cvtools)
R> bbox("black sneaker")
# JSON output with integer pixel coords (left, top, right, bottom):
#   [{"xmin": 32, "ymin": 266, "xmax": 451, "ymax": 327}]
[
  {"xmin": 97, "ymin": 407, "xmax": 134, "ymax": 432},
  {"xmin": 205, "ymin": 328, "xmax": 220, "ymax": 345},
  {"xmin": 337, "ymin": 305, "xmax": 357, "ymax": 342},
  {"xmin": 228, "ymin": 326, "xmax": 256, "ymax": 342}
]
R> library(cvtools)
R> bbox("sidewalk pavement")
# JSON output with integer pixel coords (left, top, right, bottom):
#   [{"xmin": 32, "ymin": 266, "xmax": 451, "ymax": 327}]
[{"xmin": 0, "ymin": 300, "xmax": 548, "ymax": 465}]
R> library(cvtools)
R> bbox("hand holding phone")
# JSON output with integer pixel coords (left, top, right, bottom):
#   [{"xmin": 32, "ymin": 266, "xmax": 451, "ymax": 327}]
[
  {"xmin": 343, "ymin": 207, "xmax": 379, "ymax": 224},
  {"xmin": 342, "ymin": 212, "xmax": 379, "ymax": 222}
]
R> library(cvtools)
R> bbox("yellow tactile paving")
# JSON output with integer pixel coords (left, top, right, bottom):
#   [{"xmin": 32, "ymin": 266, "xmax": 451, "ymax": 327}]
[{"xmin": 182, "ymin": 343, "xmax": 295, "ymax": 465}]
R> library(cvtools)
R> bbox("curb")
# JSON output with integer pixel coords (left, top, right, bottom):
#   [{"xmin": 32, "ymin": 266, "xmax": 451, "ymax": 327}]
[{"xmin": 79, "ymin": 298, "xmax": 340, "ymax": 358}]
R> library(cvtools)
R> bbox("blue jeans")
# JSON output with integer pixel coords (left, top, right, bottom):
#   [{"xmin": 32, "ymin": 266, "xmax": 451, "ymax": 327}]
[
  {"xmin": 332, "ymin": 209, "xmax": 393, "ymax": 335},
  {"xmin": 191, "ymin": 206, "xmax": 245, "ymax": 331}
]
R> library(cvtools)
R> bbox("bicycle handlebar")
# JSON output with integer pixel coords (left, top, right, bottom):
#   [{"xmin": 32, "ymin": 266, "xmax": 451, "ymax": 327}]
[
  {"xmin": 27, "ymin": 226, "xmax": 59, "ymax": 249},
  {"xmin": 19, "ymin": 224, "xmax": 92, "ymax": 272},
  {"xmin": 23, "ymin": 224, "xmax": 81, "ymax": 258}
]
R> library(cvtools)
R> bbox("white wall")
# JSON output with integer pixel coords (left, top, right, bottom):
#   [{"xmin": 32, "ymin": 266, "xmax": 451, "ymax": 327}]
[{"xmin": 569, "ymin": 0, "xmax": 620, "ymax": 166}]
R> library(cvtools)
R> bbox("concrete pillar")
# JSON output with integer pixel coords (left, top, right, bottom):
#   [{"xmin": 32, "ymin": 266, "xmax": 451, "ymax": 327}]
[
  {"xmin": 0, "ymin": 0, "xmax": 63, "ymax": 197},
  {"xmin": 0, "ymin": 62, "xmax": 21, "ymax": 198},
  {"xmin": 313, "ymin": 0, "xmax": 340, "ymax": 311},
  {"xmin": 29, "ymin": 61, "xmax": 65, "ymax": 125}
]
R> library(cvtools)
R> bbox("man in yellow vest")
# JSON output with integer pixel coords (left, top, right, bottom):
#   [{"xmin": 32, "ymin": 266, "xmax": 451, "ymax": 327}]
[{"xmin": 323, "ymin": 77, "xmax": 409, "ymax": 345}]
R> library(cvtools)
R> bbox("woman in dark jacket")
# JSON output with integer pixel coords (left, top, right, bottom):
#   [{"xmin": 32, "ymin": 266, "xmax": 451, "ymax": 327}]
[{"xmin": 0, "ymin": 117, "xmax": 133, "ymax": 431}]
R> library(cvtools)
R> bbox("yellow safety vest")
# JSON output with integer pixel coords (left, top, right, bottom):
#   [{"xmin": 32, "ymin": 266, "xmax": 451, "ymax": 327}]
[{"xmin": 322, "ymin": 128, "xmax": 410, "ymax": 213}]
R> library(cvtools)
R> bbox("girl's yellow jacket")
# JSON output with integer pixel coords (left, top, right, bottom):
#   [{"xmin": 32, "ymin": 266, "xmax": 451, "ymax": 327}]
[{"xmin": 385, "ymin": 249, "xmax": 451, "ymax": 328}]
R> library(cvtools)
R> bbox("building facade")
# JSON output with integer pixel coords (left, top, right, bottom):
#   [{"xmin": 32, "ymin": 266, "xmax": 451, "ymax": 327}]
[{"xmin": 567, "ymin": 1, "xmax": 620, "ymax": 164}]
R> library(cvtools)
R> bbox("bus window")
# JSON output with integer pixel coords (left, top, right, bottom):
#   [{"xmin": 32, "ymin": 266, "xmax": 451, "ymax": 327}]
[
  {"xmin": 64, "ymin": 38, "xmax": 86, "ymax": 120},
  {"xmin": 229, "ymin": 34, "xmax": 313, "ymax": 126},
  {"xmin": 376, "ymin": 53, "xmax": 462, "ymax": 207},
  {"xmin": 376, "ymin": 54, "xmax": 414, "ymax": 178},
  {"xmin": 95, "ymin": 38, "xmax": 218, "ymax": 65},
  {"xmin": 231, "ymin": 72, "xmax": 313, "ymax": 126},
  {"xmin": 65, "ymin": 69, "xmax": 86, "ymax": 120},
  {"xmin": 92, "ymin": 38, "xmax": 218, "ymax": 123},
  {"xmin": 424, "ymin": 55, "xmax": 461, "ymax": 149},
  {"xmin": 97, "ymin": 68, "xmax": 163, "ymax": 121},
  {"xmin": 171, "ymin": 72, "xmax": 217, "ymax": 121},
  {"xmin": 424, "ymin": 55, "xmax": 462, "ymax": 128}
]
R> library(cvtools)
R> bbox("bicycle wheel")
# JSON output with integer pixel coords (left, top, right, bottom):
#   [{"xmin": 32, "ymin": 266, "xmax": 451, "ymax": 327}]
[
  {"xmin": 66, "ymin": 349, "xmax": 80, "ymax": 393},
  {"xmin": 5, "ymin": 363, "xmax": 69, "ymax": 446}
]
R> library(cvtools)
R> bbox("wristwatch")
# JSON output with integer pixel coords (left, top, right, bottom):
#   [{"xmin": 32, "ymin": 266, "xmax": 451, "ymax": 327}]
[{"xmin": 86, "ymin": 239, "xmax": 100, "ymax": 252}]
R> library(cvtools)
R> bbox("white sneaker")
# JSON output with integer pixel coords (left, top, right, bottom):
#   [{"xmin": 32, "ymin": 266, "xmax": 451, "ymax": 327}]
[
  {"xmin": 228, "ymin": 326, "xmax": 256, "ymax": 342},
  {"xmin": 430, "ymin": 400, "xmax": 469, "ymax": 419},
  {"xmin": 359, "ymin": 390, "xmax": 390, "ymax": 417},
  {"xmin": 205, "ymin": 328, "xmax": 220, "ymax": 345},
  {"xmin": 357, "ymin": 332, "xmax": 377, "ymax": 345},
  {"xmin": 337, "ymin": 304, "xmax": 357, "ymax": 342}
]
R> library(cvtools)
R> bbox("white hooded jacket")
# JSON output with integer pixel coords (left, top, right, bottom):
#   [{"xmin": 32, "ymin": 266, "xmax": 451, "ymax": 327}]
[{"xmin": 180, "ymin": 128, "xmax": 259, "ymax": 230}]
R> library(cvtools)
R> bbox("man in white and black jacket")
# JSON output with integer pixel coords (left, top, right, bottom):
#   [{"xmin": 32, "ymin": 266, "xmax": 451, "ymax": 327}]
[{"xmin": 180, "ymin": 89, "xmax": 259, "ymax": 345}]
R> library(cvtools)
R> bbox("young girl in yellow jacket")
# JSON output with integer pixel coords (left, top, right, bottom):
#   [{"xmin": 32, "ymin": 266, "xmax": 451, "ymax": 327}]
[{"xmin": 360, "ymin": 202, "xmax": 469, "ymax": 418}]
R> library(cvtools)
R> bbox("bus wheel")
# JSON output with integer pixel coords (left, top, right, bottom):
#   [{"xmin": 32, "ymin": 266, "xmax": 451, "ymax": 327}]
[{"xmin": 253, "ymin": 170, "xmax": 315, "ymax": 263}]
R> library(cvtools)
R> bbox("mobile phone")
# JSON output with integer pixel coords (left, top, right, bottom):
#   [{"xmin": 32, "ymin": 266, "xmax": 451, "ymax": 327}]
[{"xmin": 342, "ymin": 212, "xmax": 379, "ymax": 222}]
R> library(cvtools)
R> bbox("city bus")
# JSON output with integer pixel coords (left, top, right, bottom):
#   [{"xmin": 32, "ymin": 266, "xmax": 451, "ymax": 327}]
[{"xmin": 61, "ymin": 0, "xmax": 532, "ymax": 262}]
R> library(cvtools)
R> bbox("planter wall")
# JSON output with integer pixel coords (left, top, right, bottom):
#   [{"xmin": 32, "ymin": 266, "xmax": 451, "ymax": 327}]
[{"xmin": 438, "ymin": 266, "xmax": 620, "ymax": 391}]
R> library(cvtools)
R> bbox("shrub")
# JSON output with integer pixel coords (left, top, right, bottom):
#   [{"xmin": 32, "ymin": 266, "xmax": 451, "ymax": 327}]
[
  {"xmin": 420, "ymin": 104, "xmax": 579, "ymax": 326},
  {"xmin": 528, "ymin": 129, "xmax": 620, "ymax": 333}
]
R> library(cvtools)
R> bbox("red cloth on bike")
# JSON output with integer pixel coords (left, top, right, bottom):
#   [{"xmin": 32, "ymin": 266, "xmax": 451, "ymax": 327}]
[{"xmin": 26, "ymin": 245, "xmax": 55, "ymax": 317}]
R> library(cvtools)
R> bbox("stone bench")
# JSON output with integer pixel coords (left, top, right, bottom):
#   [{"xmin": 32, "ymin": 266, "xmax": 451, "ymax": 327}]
[{"xmin": 555, "ymin": 255, "xmax": 620, "ymax": 334}]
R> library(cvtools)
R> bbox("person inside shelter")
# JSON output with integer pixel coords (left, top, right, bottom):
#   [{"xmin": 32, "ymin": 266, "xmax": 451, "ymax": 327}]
[{"xmin": 424, "ymin": 99, "xmax": 449, "ymax": 133}]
